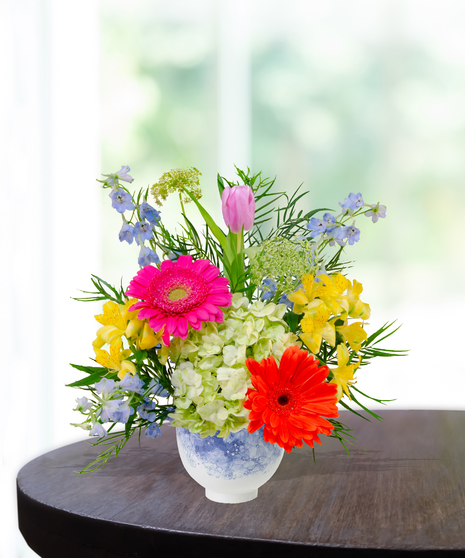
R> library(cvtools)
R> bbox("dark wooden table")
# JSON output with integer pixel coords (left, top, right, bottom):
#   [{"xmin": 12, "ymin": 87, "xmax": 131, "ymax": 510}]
[{"xmin": 17, "ymin": 410, "xmax": 465, "ymax": 557}]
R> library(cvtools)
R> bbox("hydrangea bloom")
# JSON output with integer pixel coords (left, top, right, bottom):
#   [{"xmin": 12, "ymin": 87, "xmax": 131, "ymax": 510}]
[
  {"xmin": 126, "ymin": 255, "xmax": 232, "ymax": 346},
  {"xmin": 168, "ymin": 293, "xmax": 299, "ymax": 437}
]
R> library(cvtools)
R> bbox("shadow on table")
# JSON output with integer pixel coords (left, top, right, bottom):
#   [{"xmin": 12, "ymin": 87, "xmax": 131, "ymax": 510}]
[{"xmin": 274, "ymin": 448, "xmax": 439, "ymax": 480}]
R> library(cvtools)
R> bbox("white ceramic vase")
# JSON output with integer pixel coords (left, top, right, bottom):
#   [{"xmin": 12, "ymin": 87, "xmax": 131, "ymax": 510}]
[{"xmin": 176, "ymin": 426, "xmax": 284, "ymax": 504}]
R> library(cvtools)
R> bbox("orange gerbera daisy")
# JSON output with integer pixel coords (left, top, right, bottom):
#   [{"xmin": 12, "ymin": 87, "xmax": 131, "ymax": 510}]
[{"xmin": 244, "ymin": 345, "xmax": 339, "ymax": 453}]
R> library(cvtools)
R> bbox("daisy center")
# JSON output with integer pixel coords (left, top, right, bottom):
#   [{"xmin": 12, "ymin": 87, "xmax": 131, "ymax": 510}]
[
  {"xmin": 168, "ymin": 288, "xmax": 188, "ymax": 301},
  {"xmin": 277, "ymin": 394, "xmax": 290, "ymax": 406}
]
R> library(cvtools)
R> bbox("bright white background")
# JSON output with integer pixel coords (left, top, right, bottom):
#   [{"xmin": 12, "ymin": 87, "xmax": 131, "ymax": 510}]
[{"xmin": 2, "ymin": 1, "xmax": 465, "ymax": 556}]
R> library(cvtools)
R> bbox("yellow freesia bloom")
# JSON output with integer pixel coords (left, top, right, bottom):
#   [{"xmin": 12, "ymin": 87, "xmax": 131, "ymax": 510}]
[
  {"xmin": 94, "ymin": 337, "xmax": 137, "ymax": 380},
  {"xmin": 299, "ymin": 299, "xmax": 335, "ymax": 354},
  {"xmin": 93, "ymin": 299, "xmax": 143, "ymax": 349},
  {"xmin": 287, "ymin": 273, "xmax": 317, "ymax": 314},
  {"xmin": 329, "ymin": 343, "xmax": 360, "ymax": 401},
  {"xmin": 336, "ymin": 322, "xmax": 367, "ymax": 353}
]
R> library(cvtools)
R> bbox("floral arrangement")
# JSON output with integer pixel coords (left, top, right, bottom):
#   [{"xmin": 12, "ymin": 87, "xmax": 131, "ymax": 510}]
[{"xmin": 70, "ymin": 165, "xmax": 405, "ymax": 472}]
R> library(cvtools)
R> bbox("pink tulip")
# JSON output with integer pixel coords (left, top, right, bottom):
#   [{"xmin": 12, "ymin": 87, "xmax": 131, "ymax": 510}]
[{"xmin": 221, "ymin": 185, "xmax": 256, "ymax": 234}]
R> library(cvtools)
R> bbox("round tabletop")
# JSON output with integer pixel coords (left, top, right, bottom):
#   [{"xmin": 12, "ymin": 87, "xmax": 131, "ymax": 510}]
[{"xmin": 17, "ymin": 410, "xmax": 465, "ymax": 557}]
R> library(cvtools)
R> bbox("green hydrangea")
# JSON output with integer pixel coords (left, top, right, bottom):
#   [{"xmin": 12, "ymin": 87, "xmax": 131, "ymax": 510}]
[
  {"xmin": 249, "ymin": 237, "xmax": 317, "ymax": 295},
  {"xmin": 150, "ymin": 167, "xmax": 202, "ymax": 206},
  {"xmin": 169, "ymin": 293, "xmax": 299, "ymax": 437}
]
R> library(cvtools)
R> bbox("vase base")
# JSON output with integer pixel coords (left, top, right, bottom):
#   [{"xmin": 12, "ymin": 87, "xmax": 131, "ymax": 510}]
[{"xmin": 205, "ymin": 488, "xmax": 258, "ymax": 504}]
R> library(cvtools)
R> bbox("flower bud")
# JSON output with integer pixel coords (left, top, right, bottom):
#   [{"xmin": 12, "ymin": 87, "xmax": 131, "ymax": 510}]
[{"xmin": 221, "ymin": 185, "xmax": 255, "ymax": 234}]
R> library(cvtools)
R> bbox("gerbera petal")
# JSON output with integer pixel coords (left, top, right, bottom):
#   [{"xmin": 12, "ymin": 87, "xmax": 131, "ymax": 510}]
[
  {"xmin": 176, "ymin": 254, "xmax": 193, "ymax": 267},
  {"xmin": 203, "ymin": 302, "xmax": 223, "ymax": 315},
  {"xmin": 193, "ymin": 307, "xmax": 209, "ymax": 321},
  {"xmin": 202, "ymin": 266, "xmax": 220, "ymax": 282},
  {"xmin": 176, "ymin": 317, "xmax": 188, "ymax": 338},
  {"xmin": 247, "ymin": 420, "xmax": 263, "ymax": 433},
  {"xmin": 246, "ymin": 358, "xmax": 262, "ymax": 377},
  {"xmin": 270, "ymin": 411, "xmax": 280, "ymax": 428},
  {"xmin": 191, "ymin": 259, "xmax": 210, "ymax": 274},
  {"xmin": 160, "ymin": 259, "xmax": 174, "ymax": 271},
  {"xmin": 148, "ymin": 317, "xmax": 167, "ymax": 332},
  {"xmin": 162, "ymin": 328, "xmax": 171, "ymax": 346},
  {"xmin": 206, "ymin": 292, "xmax": 233, "ymax": 306},
  {"xmin": 166, "ymin": 316, "xmax": 177, "ymax": 334},
  {"xmin": 128, "ymin": 301, "xmax": 147, "ymax": 312},
  {"xmin": 137, "ymin": 307, "xmax": 160, "ymax": 320},
  {"xmin": 279, "ymin": 422, "xmax": 290, "ymax": 444}
]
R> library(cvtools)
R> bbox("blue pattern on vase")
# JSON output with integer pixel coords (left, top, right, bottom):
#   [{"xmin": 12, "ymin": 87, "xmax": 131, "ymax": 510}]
[{"xmin": 177, "ymin": 426, "xmax": 282, "ymax": 480}]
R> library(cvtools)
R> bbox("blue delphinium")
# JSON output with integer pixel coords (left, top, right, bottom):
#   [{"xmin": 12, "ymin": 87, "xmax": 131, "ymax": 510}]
[
  {"xmin": 344, "ymin": 225, "xmax": 361, "ymax": 245},
  {"xmin": 110, "ymin": 188, "xmax": 135, "ymax": 213},
  {"xmin": 74, "ymin": 396, "xmax": 93, "ymax": 412},
  {"xmin": 147, "ymin": 378, "xmax": 169, "ymax": 398},
  {"xmin": 119, "ymin": 222, "xmax": 134, "ymax": 244},
  {"xmin": 306, "ymin": 217, "xmax": 326, "ymax": 238},
  {"xmin": 139, "ymin": 201, "xmax": 161, "ymax": 225},
  {"xmin": 112, "ymin": 400, "xmax": 135, "ymax": 424},
  {"xmin": 145, "ymin": 423, "xmax": 161, "ymax": 439},
  {"xmin": 95, "ymin": 378, "xmax": 116, "ymax": 397},
  {"xmin": 326, "ymin": 225, "xmax": 347, "ymax": 247},
  {"xmin": 99, "ymin": 399, "xmax": 121, "ymax": 423},
  {"xmin": 322, "ymin": 213, "xmax": 336, "ymax": 228},
  {"xmin": 101, "ymin": 165, "xmax": 134, "ymax": 185},
  {"xmin": 339, "ymin": 192, "xmax": 364, "ymax": 213},
  {"xmin": 260, "ymin": 278, "xmax": 277, "ymax": 301},
  {"xmin": 90, "ymin": 423, "xmax": 107, "ymax": 438},
  {"xmin": 119, "ymin": 374, "xmax": 145, "ymax": 394},
  {"xmin": 365, "ymin": 203, "xmax": 387, "ymax": 223},
  {"xmin": 134, "ymin": 221, "xmax": 153, "ymax": 245},
  {"xmin": 138, "ymin": 245, "xmax": 160, "ymax": 267},
  {"xmin": 138, "ymin": 400, "xmax": 156, "ymax": 421}
]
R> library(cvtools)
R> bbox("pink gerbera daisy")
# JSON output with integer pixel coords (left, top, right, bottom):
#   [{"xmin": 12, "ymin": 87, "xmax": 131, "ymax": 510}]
[{"xmin": 125, "ymin": 255, "xmax": 232, "ymax": 345}]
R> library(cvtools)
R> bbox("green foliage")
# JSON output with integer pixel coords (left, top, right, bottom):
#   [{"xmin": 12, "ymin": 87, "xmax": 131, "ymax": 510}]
[
  {"xmin": 66, "ymin": 369, "xmax": 118, "ymax": 388},
  {"xmin": 73, "ymin": 275, "xmax": 126, "ymax": 305}
]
